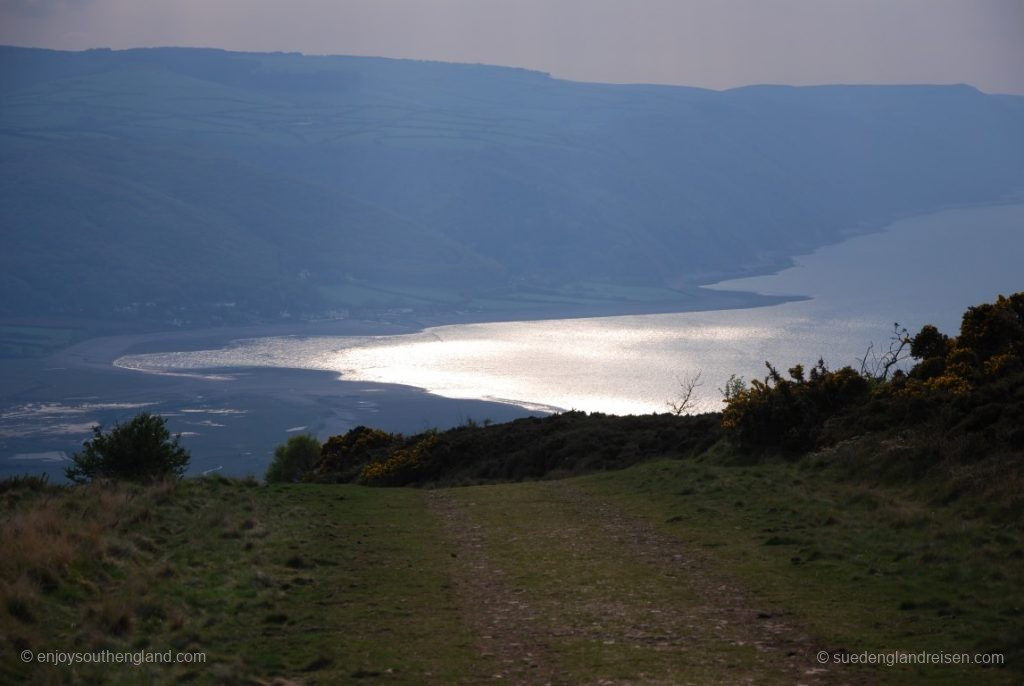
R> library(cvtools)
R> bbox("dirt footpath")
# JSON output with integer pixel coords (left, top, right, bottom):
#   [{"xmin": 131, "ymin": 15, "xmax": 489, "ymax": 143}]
[{"xmin": 428, "ymin": 482, "xmax": 860, "ymax": 685}]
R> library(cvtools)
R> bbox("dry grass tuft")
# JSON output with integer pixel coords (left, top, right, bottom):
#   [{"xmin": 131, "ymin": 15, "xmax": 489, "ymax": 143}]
[
  {"xmin": 87, "ymin": 591, "xmax": 136, "ymax": 637},
  {"xmin": 0, "ymin": 499, "xmax": 78, "ymax": 579},
  {"xmin": 0, "ymin": 478, "xmax": 186, "ymax": 668},
  {"xmin": 1, "ymin": 575, "xmax": 39, "ymax": 624}
]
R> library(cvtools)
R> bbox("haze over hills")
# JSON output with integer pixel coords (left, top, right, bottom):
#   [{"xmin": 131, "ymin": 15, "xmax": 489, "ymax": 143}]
[{"xmin": 2, "ymin": 46, "xmax": 1023, "ymax": 324}]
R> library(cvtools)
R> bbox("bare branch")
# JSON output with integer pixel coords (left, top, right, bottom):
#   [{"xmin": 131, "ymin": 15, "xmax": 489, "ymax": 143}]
[
  {"xmin": 858, "ymin": 342, "xmax": 875, "ymax": 377},
  {"xmin": 667, "ymin": 370, "xmax": 704, "ymax": 415},
  {"xmin": 861, "ymin": 323, "xmax": 912, "ymax": 381}
]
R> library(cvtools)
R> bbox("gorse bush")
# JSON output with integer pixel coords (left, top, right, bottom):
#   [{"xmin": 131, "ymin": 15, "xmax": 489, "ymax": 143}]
[
  {"xmin": 312, "ymin": 426, "xmax": 397, "ymax": 483},
  {"xmin": 310, "ymin": 412, "xmax": 720, "ymax": 487},
  {"xmin": 360, "ymin": 432, "xmax": 438, "ymax": 486},
  {"xmin": 256, "ymin": 293, "xmax": 1021, "ymax": 488},
  {"xmin": 721, "ymin": 360, "xmax": 869, "ymax": 452},
  {"xmin": 721, "ymin": 292, "xmax": 1024, "ymax": 455},
  {"xmin": 265, "ymin": 435, "xmax": 322, "ymax": 483},
  {"xmin": 899, "ymin": 292, "xmax": 1024, "ymax": 395},
  {"xmin": 65, "ymin": 413, "xmax": 190, "ymax": 483}
]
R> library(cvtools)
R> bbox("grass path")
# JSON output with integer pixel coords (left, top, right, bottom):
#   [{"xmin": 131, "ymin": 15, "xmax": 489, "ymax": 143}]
[
  {"xmin": 6, "ymin": 465, "xmax": 1019, "ymax": 684},
  {"xmin": 432, "ymin": 482, "xmax": 845, "ymax": 685},
  {"xmin": 0, "ymin": 477, "xmax": 869, "ymax": 684}
]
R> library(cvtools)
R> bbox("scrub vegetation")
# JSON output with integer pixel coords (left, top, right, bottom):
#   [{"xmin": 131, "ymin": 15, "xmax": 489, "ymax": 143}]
[
  {"xmin": 64, "ymin": 412, "xmax": 190, "ymax": 484},
  {"xmin": 264, "ymin": 434, "xmax": 321, "ymax": 484}
]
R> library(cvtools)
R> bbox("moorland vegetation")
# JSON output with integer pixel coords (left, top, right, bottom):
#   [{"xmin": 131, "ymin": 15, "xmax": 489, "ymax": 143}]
[{"xmin": 274, "ymin": 293, "xmax": 1022, "ymax": 520}]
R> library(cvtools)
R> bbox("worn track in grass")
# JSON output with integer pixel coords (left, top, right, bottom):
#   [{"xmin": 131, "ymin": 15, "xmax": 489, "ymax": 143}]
[{"xmin": 429, "ymin": 482, "xmax": 856, "ymax": 685}]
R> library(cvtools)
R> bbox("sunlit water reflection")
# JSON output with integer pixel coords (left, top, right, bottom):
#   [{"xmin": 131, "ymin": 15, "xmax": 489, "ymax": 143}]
[{"xmin": 115, "ymin": 203, "xmax": 1024, "ymax": 415}]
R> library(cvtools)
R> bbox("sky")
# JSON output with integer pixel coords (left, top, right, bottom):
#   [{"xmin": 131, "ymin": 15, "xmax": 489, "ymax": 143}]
[{"xmin": 1, "ymin": 0, "xmax": 1023, "ymax": 94}]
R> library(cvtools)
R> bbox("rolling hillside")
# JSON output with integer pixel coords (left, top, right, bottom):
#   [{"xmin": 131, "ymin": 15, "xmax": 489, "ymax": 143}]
[
  {"xmin": 3, "ymin": 457, "xmax": 1020, "ymax": 684},
  {"xmin": 2, "ymin": 46, "xmax": 1023, "ymax": 322}
]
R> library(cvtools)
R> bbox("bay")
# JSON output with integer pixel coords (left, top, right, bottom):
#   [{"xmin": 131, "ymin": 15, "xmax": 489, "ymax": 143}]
[{"xmin": 115, "ymin": 203, "xmax": 1024, "ymax": 416}]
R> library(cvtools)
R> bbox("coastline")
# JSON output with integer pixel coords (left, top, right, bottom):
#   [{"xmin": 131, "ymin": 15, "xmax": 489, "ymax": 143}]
[
  {"xmin": 3, "ymin": 285, "xmax": 793, "ymax": 481},
  {"xmin": 50, "ymin": 189, "xmax": 1024, "ymax": 369},
  {"xmin": 39, "ymin": 191, "xmax": 1024, "ymax": 371},
  {"xmin": 704, "ymin": 192, "xmax": 1024, "ymax": 291},
  {"xmin": 0, "ymin": 321, "xmax": 542, "ymax": 480},
  {"xmin": 7, "ymin": 292, "xmax": 787, "ymax": 480},
  {"xmin": 7, "ymin": 197, "xmax": 1023, "ymax": 480}
]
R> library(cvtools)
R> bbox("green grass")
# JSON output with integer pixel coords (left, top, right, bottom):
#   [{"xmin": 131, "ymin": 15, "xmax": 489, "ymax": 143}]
[
  {"xmin": 3, "ymin": 455, "xmax": 1020, "ymax": 684},
  {"xmin": 2, "ymin": 478, "xmax": 490, "ymax": 684},
  {"xmin": 443, "ymin": 482, "xmax": 799, "ymax": 684},
  {"xmin": 576, "ymin": 455, "xmax": 1023, "ymax": 685}
]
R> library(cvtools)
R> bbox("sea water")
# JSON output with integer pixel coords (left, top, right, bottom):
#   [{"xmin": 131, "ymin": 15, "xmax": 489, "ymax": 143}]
[{"xmin": 115, "ymin": 203, "xmax": 1024, "ymax": 415}]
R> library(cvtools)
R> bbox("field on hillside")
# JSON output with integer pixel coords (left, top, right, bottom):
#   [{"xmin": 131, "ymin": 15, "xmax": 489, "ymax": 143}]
[
  {"xmin": 2, "ymin": 456, "xmax": 1019, "ymax": 685},
  {"xmin": 5, "ymin": 47, "xmax": 1024, "ymax": 323}
]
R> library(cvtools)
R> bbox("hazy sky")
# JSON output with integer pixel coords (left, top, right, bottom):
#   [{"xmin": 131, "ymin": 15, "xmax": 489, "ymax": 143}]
[{"xmin": 2, "ymin": 0, "xmax": 1023, "ymax": 93}]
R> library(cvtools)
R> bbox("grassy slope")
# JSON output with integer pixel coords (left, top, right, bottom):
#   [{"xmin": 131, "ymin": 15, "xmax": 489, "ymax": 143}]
[
  {"xmin": 3, "ymin": 456, "xmax": 1020, "ymax": 684},
  {"xmin": 1, "ymin": 478, "xmax": 489, "ymax": 684},
  {"xmin": 577, "ymin": 456, "xmax": 1023, "ymax": 685}
]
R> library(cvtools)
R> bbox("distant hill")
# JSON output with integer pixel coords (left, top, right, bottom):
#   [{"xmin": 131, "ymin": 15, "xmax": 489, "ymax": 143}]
[{"xmin": 2, "ymin": 46, "xmax": 1023, "ymax": 323}]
